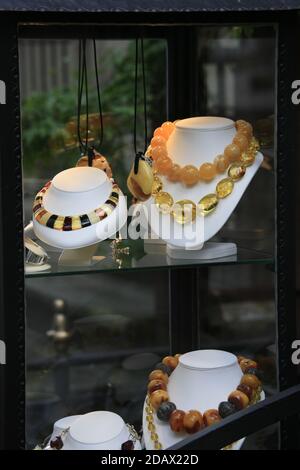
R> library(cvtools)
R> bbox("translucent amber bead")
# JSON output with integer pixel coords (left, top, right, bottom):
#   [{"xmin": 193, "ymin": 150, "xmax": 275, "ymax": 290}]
[
  {"xmin": 239, "ymin": 359, "xmax": 258, "ymax": 373},
  {"xmin": 228, "ymin": 390, "xmax": 249, "ymax": 410},
  {"xmin": 180, "ymin": 165, "xmax": 199, "ymax": 186},
  {"xmin": 151, "ymin": 135, "xmax": 167, "ymax": 148},
  {"xmin": 146, "ymin": 406, "xmax": 153, "ymax": 414},
  {"xmin": 155, "ymin": 156, "xmax": 173, "ymax": 175},
  {"xmin": 199, "ymin": 163, "xmax": 216, "ymax": 181},
  {"xmin": 240, "ymin": 151, "xmax": 255, "ymax": 167},
  {"xmin": 148, "ymin": 379, "xmax": 167, "ymax": 394},
  {"xmin": 161, "ymin": 121, "xmax": 175, "ymax": 138},
  {"xmin": 167, "ymin": 164, "xmax": 181, "ymax": 182},
  {"xmin": 203, "ymin": 409, "xmax": 221, "ymax": 427},
  {"xmin": 146, "ymin": 414, "xmax": 154, "ymax": 423},
  {"xmin": 148, "ymin": 422, "xmax": 155, "ymax": 432},
  {"xmin": 149, "ymin": 370, "xmax": 169, "ymax": 384},
  {"xmin": 152, "ymin": 176, "xmax": 163, "ymax": 195},
  {"xmin": 214, "ymin": 154, "xmax": 229, "ymax": 173},
  {"xmin": 233, "ymin": 133, "xmax": 249, "ymax": 152},
  {"xmin": 198, "ymin": 193, "xmax": 218, "ymax": 216},
  {"xmin": 216, "ymin": 178, "xmax": 234, "ymax": 199},
  {"xmin": 183, "ymin": 410, "xmax": 204, "ymax": 434},
  {"xmin": 169, "ymin": 410, "xmax": 185, "ymax": 433},
  {"xmin": 239, "ymin": 126, "xmax": 252, "ymax": 139},
  {"xmin": 149, "ymin": 390, "xmax": 169, "ymax": 410},
  {"xmin": 224, "ymin": 143, "xmax": 241, "ymax": 162},
  {"xmin": 151, "ymin": 145, "xmax": 167, "ymax": 161},
  {"xmin": 240, "ymin": 374, "xmax": 261, "ymax": 390},
  {"xmin": 162, "ymin": 355, "xmax": 178, "ymax": 370},
  {"xmin": 154, "ymin": 442, "xmax": 162, "ymax": 450},
  {"xmin": 228, "ymin": 163, "xmax": 246, "ymax": 181},
  {"xmin": 236, "ymin": 119, "xmax": 248, "ymax": 129},
  {"xmin": 151, "ymin": 432, "xmax": 159, "ymax": 441},
  {"xmin": 172, "ymin": 200, "xmax": 197, "ymax": 224},
  {"xmin": 237, "ymin": 384, "xmax": 253, "ymax": 401},
  {"xmin": 155, "ymin": 192, "xmax": 174, "ymax": 214}
]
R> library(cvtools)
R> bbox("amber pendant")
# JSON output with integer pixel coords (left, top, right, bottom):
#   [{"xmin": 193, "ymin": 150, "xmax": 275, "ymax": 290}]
[
  {"xmin": 76, "ymin": 150, "xmax": 113, "ymax": 178},
  {"xmin": 127, "ymin": 153, "xmax": 154, "ymax": 201}
]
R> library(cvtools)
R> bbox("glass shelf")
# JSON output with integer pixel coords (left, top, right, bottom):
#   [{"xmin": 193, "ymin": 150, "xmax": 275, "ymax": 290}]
[{"xmin": 25, "ymin": 239, "xmax": 274, "ymax": 279}]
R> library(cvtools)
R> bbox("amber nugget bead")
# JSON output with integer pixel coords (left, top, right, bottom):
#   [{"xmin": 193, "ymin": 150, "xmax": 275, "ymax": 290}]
[
  {"xmin": 148, "ymin": 379, "xmax": 167, "ymax": 394},
  {"xmin": 228, "ymin": 390, "xmax": 249, "ymax": 410},
  {"xmin": 199, "ymin": 162, "xmax": 216, "ymax": 181},
  {"xmin": 224, "ymin": 143, "xmax": 241, "ymax": 162},
  {"xmin": 149, "ymin": 370, "xmax": 169, "ymax": 384},
  {"xmin": 240, "ymin": 374, "xmax": 261, "ymax": 390},
  {"xmin": 239, "ymin": 359, "xmax": 258, "ymax": 373},
  {"xmin": 203, "ymin": 409, "xmax": 221, "ymax": 427},
  {"xmin": 162, "ymin": 355, "xmax": 178, "ymax": 370},
  {"xmin": 237, "ymin": 384, "xmax": 253, "ymax": 401},
  {"xmin": 169, "ymin": 410, "xmax": 186, "ymax": 433},
  {"xmin": 183, "ymin": 410, "xmax": 204, "ymax": 434},
  {"xmin": 149, "ymin": 390, "xmax": 169, "ymax": 410}
]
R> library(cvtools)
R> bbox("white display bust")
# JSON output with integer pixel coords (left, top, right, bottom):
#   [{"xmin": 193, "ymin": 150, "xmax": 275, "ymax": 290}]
[
  {"xmin": 33, "ymin": 167, "xmax": 127, "ymax": 249},
  {"xmin": 144, "ymin": 117, "xmax": 263, "ymax": 250},
  {"xmin": 143, "ymin": 350, "xmax": 264, "ymax": 450}
]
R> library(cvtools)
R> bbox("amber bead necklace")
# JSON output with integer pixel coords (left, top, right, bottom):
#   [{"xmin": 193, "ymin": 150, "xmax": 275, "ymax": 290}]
[{"xmin": 145, "ymin": 354, "xmax": 262, "ymax": 450}]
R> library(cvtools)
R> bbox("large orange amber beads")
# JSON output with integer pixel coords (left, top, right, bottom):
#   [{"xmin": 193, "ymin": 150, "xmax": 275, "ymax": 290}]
[
  {"xmin": 162, "ymin": 355, "xmax": 178, "ymax": 370},
  {"xmin": 155, "ymin": 157, "xmax": 173, "ymax": 175},
  {"xmin": 240, "ymin": 374, "xmax": 261, "ymax": 390},
  {"xmin": 161, "ymin": 121, "xmax": 175, "ymax": 138},
  {"xmin": 183, "ymin": 410, "xmax": 204, "ymax": 434},
  {"xmin": 228, "ymin": 390, "xmax": 249, "ymax": 410},
  {"xmin": 233, "ymin": 133, "xmax": 249, "ymax": 152},
  {"xmin": 169, "ymin": 410, "xmax": 186, "ymax": 433},
  {"xmin": 154, "ymin": 127, "xmax": 165, "ymax": 138},
  {"xmin": 148, "ymin": 379, "xmax": 167, "ymax": 394},
  {"xmin": 203, "ymin": 409, "xmax": 221, "ymax": 427},
  {"xmin": 214, "ymin": 154, "xmax": 229, "ymax": 173},
  {"xmin": 149, "ymin": 370, "xmax": 169, "ymax": 384},
  {"xmin": 199, "ymin": 162, "xmax": 216, "ymax": 181},
  {"xmin": 224, "ymin": 143, "xmax": 241, "ymax": 162},
  {"xmin": 151, "ymin": 135, "xmax": 167, "ymax": 148},
  {"xmin": 151, "ymin": 145, "xmax": 167, "ymax": 161},
  {"xmin": 167, "ymin": 164, "xmax": 181, "ymax": 182},
  {"xmin": 180, "ymin": 165, "xmax": 199, "ymax": 186},
  {"xmin": 149, "ymin": 390, "xmax": 169, "ymax": 410}
]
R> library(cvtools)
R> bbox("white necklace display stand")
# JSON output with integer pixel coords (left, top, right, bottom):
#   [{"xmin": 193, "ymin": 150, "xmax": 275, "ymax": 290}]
[
  {"xmin": 143, "ymin": 350, "xmax": 265, "ymax": 450},
  {"xmin": 33, "ymin": 167, "xmax": 127, "ymax": 250},
  {"xmin": 46, "ymin": 411, "xmax": 142, "ymax": 450},
  {"xmin": 144, "ymin": 117, "xmax": 263, "ymax": 259}
]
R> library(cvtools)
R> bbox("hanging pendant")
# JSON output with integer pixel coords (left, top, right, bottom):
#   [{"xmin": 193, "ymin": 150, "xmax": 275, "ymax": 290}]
[
  {"xmin": 127, "ymin": 152, "xmax": 154, "ymax": 201},
  {"xmin": 76, "ymin": 149, "xmax": 113, "ymax": 178}
]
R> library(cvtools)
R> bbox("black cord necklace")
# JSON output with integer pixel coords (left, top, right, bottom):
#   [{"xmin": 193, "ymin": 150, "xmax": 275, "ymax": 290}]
[{"xmin": 77, "ymin": 39, "xmax": 104, "ymax": 167}]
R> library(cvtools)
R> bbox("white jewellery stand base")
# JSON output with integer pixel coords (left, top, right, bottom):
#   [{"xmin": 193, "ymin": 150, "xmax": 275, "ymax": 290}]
[
  {"xmin": 143, "ymin": 116, "xmax": 263, "ymax": 255},
  {"xmin": 143, "ymin": 350, "xmax": 265, "ymax": 450}
]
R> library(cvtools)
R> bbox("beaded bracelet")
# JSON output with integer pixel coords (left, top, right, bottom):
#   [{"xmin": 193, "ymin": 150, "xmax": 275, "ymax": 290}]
[{"xmin": 145, "ymin": 354, "xmax": 262, "ymax": 450}]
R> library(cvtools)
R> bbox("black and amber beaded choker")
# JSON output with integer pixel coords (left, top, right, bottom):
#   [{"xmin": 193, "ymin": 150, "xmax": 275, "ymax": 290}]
[
  {"xmin": 145, "ymin": 354, "xmax": 262, "ymax": 450},
  {"xmin": 33, "ymin": 179, "xmax": 120, "ymax": 231}
]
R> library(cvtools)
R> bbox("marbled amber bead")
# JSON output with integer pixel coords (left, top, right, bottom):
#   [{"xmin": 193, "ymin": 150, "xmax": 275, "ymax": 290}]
[
  {"xmin": 199, "ymin": 162, "xmax": 216, "ymax": 181},
  {"xmin": 155, "ymin": 156, "xmax": 173, "ymax": 175},
  {"xmin": 237, "ymin": 355, "xmax": 246, "ymax": 364},
  {"xmin": 228, "ymin": 390, "xmax": 249, "ymax": 410},
  {"xmin": 148, "ymin": 379, "xmax": 167, "ymax": 394},
  {"xmin": 162, "ymin": 355, "xmax": 178, "ymax": 370},
  {"xmin": 203, "ymin": 409, "xmax": 221, "ymax": 427},
  {"xmin": 149, "ymin": 370, "xmax": 169, "ymax": 384},
  {"xmin": 183, "ymin": 410, "xmax": 205, "ymax": 434},
  {"xmin": 180, "ymin": 165, "xmax": 199, "ymax": 186},
  {"xmin": 237, "ymin": 384, "xmax": 253, "ymax": 401},
  {"xmin": 218, "ymin": 401, "xmax": 236, "ymax": 418},
  {"xmin": 152, "ymin": 176, "xmax": 163, "ymax": 195},
  {"xmin": 239, "ymin": 126, "xmax": 253, "ymax": 139},
  {"xmin": 233, "ymin": 133, "xmax": 249, "ymax": 152},
  {"xmin": 151, "ymin": 145, "xmax": 167, "ymax": 161},
  {"xmin": 214, "ymin": 154, "xmax": 229, "ymax": 173},
  {"xmin": 161, "ymin": 121, "xmax": 175, "ymax": 138},
  {"xmin": 167, "ymin": 164, "xmax": 181, "ymax": 182},
  {"xmin": 172, "ymin": 200, "xmax": 197, "ymax": 224},
  {"xmin": 216, "ymin": 178, "xmax": 234, "ymax": 199},
  {"xmin": 155, "ymin": 191, "xmax": 174, "ymax": 214},
  {"xmin": 239, "ymin": 359, "xmax": 258, "ymax": 373},
  {"xmin": 157, "ymin": 402, "xmax": 176, "ymax": 422},
  {"xmin": 149, "ymin": 390, "xmax": 169, "ymax": 410},
  {"xmin": 224, "ymin": 143, "xmax": 241, "ymax": 162},
  {"xmin": 236, "ymin": 119, "xmax": 249, "ymax": 130},
  {"xmin": 228, "ymin": 163, "xmax": 246, "ymax": 181},
  {"xmin": 240, "ymin": 374, "xmax": 261, "ymax": 390},
  {"xmin": 169, "ymin": 410, "xmax": 186, "ymax": 433},
  {"xmin": 151, "ymin": 135, "xmax": 167, "ymax": 148},
  {"xmin": 198, "ymin": 193, "xmax": 218, "ymax": 216}
]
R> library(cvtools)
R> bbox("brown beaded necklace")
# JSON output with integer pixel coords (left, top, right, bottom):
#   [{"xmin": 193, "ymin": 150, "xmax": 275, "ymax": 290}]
[{"xmin": 145, "ymin": 354, "xmax": 262, "ymax": 450}]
